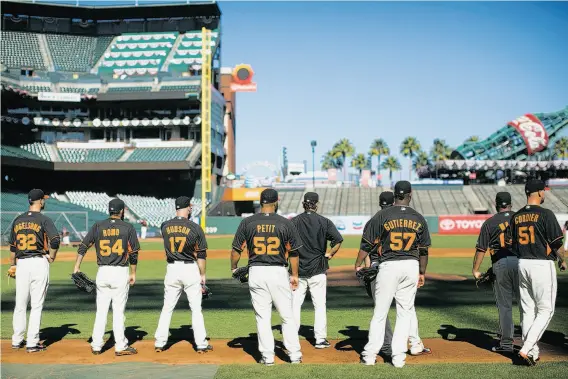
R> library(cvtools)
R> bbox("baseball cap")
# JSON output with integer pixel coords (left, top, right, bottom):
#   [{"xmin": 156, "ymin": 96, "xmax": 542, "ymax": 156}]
[
  {"xmin": 495, "ymin": 192, "xmax": 512, "ymax": 207},
  {"xmin": 303, "ymin": 192, "xmax": 319, "ymax": 204},
  {"xmin": 525, "ymin": 179, "xmax": 546, "ymax": 195},
  {"xmin": 260, "ymin": 188, "xmax": 279, "ymax": 204},
  {"xmin": 28, "ymin": 189, "xmax": 49, "ymax": 202},
  {"xmin": 394, "ymin": 181, "xmax": 412, "ymax": 195},
  {"xmin": 175, "ymin": 196, "xmax": 192, "ymax": 210},
  {"xmin": 108, "ymin": 198, "xmax": 125, "ymax": 213},
  {"xmin": 379, "ymin": 191, "xmax": 394, "ymax": 207}
]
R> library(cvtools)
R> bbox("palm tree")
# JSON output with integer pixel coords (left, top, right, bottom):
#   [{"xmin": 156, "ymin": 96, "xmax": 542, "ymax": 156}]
[
  {"xmin": 464, "ymin": 136, "xmax": 479, "ymax": 144},
  {"xmin": 321, "ymin": 150, "xmax": 341, "ymax": 170},
  {"xmin": 351, "ymin": 153, "xmax": 367, "ymax": 175},
  {"xmin": 554, "ymin": 137, "xmax": 568, "ymax": 159},
  {"xmin": 400, "ymin": 137, "xmax": 421, "ymax": 180},
  {"xmin": 430, "ymin": 139, "xmax": 452, "ymax": 178},
  {"xmin": 331, "ymin": 138, "xmax": 355, "ymax": 182},
  {"xmin": 369, "ymin": 139, "xmax": 390, "ymax": 183},
  {"xmin": 381, "ymin": 156, "xmax": 401, "ymax": 183},
  {"xmin": 413, "ymin": 150, "xmax": 430, "ymax": 170}
]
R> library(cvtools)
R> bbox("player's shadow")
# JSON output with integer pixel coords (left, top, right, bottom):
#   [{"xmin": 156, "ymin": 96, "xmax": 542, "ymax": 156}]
[
  {"xmin": 297, "ymin": 325, "xmax": 316, "ymax": 347},
  {"xmin": 540, "ymin": 330, "xmax": 568, "ymax": 350},
  {"xmin": 40, "ymin": 323, "xmax": 81, "ymax": 347},
  {"xmin": 335, "ymin": 325, "xmax": 367, "ymax": 354},
  {"xmin": 227, "ymin": 332, "xmax": 288, "ymax": 363},
  {"xmin": 158, "ymin": 324, "xmax": 210, "ymax": 352},
  {"xmin": 92, "ymin": 326, "xmax": 148, "ymax": 353}
]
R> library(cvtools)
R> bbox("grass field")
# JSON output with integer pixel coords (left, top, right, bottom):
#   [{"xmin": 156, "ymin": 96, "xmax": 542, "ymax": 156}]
[{"xmin": 1, "ymin": 234, "xmax": 567, "ymax": 378}]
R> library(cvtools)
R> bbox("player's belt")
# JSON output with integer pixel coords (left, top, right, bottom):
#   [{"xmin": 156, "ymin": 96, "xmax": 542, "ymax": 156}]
[
  {"xmin": 168, "ymin": 260, "xmax": 195, "ymax": 264},
  {"xmin": 18, "ymin": 254, "xmax": 47, "ymax": 259}
]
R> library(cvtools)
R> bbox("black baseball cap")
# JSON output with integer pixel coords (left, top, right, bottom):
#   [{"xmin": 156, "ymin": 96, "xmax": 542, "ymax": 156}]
[
  {"xmin": 28, "ymin": 189, "xmax": 49, "ymax": 202},
  {"xmin": 304, "ymin": 192, "xmax": 319, "ymax": 204},
  {"xmin": 394, "ymin": 180, "xmax": 412, "ymax": 195},
  {"xmin": 495, "ymin": 192, "xmax": 512, "ymax": 207},
  {"xmin": 260, "ymin": 188, "xmax": 278, "ymax": 204},
  {"xmin": 175, "ymin": 196, "xmax": 192, "ymax": 210},
  {"xmin": 379, "ymin": 191, "xmax": 394, "ymax": 207},
  {"xmin": 108, "ymin": 198, "xmax": 125, "ymax": 213},
  {"xmin": 525, "ymin": 179, "xmax": 546, "ymax": 195}
]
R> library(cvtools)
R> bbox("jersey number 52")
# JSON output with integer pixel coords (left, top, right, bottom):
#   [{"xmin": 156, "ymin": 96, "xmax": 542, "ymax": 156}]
[{"xmin": 253, "ymin": 236, "xmax": 280, "ymax": 255}]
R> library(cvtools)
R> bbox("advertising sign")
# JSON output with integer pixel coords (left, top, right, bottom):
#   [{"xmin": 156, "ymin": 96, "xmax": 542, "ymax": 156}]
[
  {"xmin": 438, "ymin": 215, "xmax": 491, "ymax": 235},
  {"xmin": 230, "ymin": 64, "xmax": 257, "ymax": 92},
  {"xmin": 222, "ymin": 187, "xmax": 267, "ymax": 202},
  {"xmin": 508, "ymin": 114, "xmax": 549, "ymax": 155},
  {"xmin": 324, "ymin": 216, "xmax": 370, "ymax": 235},
  {"xmin": 38, "ymin": 92, "xmax": 81, "ymax": 103}
]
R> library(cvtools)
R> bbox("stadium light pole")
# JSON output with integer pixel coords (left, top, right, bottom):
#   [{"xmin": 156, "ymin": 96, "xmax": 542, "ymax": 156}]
[{"xmin": 311, "ymin": 140, "xmax": 317, "ymax": 189}]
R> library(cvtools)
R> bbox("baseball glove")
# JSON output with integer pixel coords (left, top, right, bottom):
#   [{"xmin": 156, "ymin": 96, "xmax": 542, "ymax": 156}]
[
  {"xmin": 356, "ymin": 267, "xmax": 378, "ymax": 298},
  {"xmin": 476, "ymin": 267, "xmax": 496, "ymax": 288},
  {"xmin": 202, "ymin": 284, "xmax": 212, "ymax": 300},
  {"xmin": 71, "ymin": 272, "xmax": 96, "ymax": 294},
  {"xmin": 232, "ymin": 266, "xmax": 249, "ymax": 284},
  {"xmin": 6, "ymin": 265, "xmax": 16, "ymax": 279}
]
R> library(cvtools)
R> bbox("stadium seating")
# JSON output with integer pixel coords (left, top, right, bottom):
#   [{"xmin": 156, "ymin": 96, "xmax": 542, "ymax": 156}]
[
  {"xmin": 20, "ymin": 142, "xmax": 52, "ymax": 161},
  {"xmin": 65, "ymin": 191, "xmax": 113, "ymax": 214},
  {"xmin": 1, "ymin": 145, "xmax": 45, "ymax": 160},
  {"xmin": 160, "ymin": 84, "xmax": 200, "ymax": 92},
  {"xmin": 126, "ymin": 147, "xmax": 191, "ymax": 162},
  {"xmin": 22, "ymin": 84, "xmax": 52, "ymax": 93},
  {"xmin": 58, "ymin": 148, "xmax": 125, "ymax": 163},
  {"xmin": 168, "ymin": 30, "xmax": 219, "ymax": 73},
  {"xmin": 46, "ymin": 34, "xmax": 97, "ymax": 72},
  {"xmin": 0, "ymin": 31, "xmax": 46, "ymax": 70},
  {"xmin": 106, "ymin": 86, "xmax": 152, "ymax": 93}
]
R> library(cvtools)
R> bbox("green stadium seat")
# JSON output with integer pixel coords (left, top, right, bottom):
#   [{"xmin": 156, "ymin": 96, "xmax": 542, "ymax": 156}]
[
  {"xmin": 126, "ymin": 147, "xmax": 192, "ymax": 162},
  {"xmin": 58, "ymin": 148, "xmax": 124, "ymax": 163},
  {"xmin": 160, "ymin": 84, "xmax": 199, "ymax": 92},
  {"xmin": 0, "ymin": 31, "xmax": 46, "ymax": 70},
  {"xmin": 1, "ymin": 145, "xmax": 45, "ymax": 160},
  {"xmin": 20, "ymin": 143, "xmax": 52, "ymax": 161},
  {"xmin": 106, "ymin": 86, "xmax": 152, "ymax": 93},
  {"xmin": 46, "ymin": 34, "xmax": 97, "ymax": 72}
]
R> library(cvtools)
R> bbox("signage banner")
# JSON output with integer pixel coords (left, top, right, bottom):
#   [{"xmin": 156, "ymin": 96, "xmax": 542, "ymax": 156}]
[
  {"xmin": 438, "ymin": 215, "xmax": 491, "ymax": 235},
  {"xmin": 38, "ymin": 92, "xmax": 81, "ymax": 103},
  {"xmin": 221, "ymin": 187, "xmax": 267, "ymax": 202},
  {"xmin": 324, "ymin": 216, "xmax": 370, "ymax": 235},
  {"xmin": 508, "ymin": 114, "xmax": 549, "ymax": 155}
]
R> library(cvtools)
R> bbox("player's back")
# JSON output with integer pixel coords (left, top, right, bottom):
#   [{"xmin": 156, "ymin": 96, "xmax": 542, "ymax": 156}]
[
  {"xmin": 87, "ymin": 218, "xmax": 138, "ymax": 266},
  {"xmin": 510, "ymin": 205, "xmax": 563, "ymax": 260},
  {"xmin": 10, "ymin": 211, "xmax": 57, "ymax": 258},
  {"xmin": 477, "ymin": 211, "xmax": 515, "ymax": 263},
  {"xmin": 160, "ymin": 216, "xmax": 207, "ymax": 262}
]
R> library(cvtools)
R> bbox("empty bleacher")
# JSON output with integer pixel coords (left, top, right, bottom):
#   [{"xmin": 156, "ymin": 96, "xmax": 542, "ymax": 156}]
[
  {"xmin": 277, "ymin": 190, "xmax": 305, "ymax": 214},
  {"xmin": 58, "ymin": 148, "xmax": 125, "ymax": 163},
  {"xmin": 20, "ymin": 142, "xmax": 52, "ymax": 161},
  {"xmin": 1, "ymin": 31, "xmax": 46, "ymax": 70},
  {"xmin": 1, "ymin": 145, "xmax": 45, "ymax": 160},
  {"xmin": 126, "ymin": 147, "xmax": 191, "ymax": 162},
  {"xmin": 46, "ymin": 34, "xmax": 98, "ymax": 72},
  {"xmin": 168, "ymin": 30, "xmax": 219, "ymax": 73},
  {"xmin": 65, "ymin": 191, "xmax": 113, "ymax": 214}
]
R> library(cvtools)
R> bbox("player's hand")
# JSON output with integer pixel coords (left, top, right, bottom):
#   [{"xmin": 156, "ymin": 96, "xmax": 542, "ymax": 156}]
[
  {"xmin": 201, "ymin": 275, "xmax": 206, "ymax": 285},
  {"xmin": 290, "ymin": 275, "xmax": 299, "ymax": 291},
  {"xmin": 355, "ymin": 266, "xmax": 362, "ymax": 273},
  {"xmin": 46, "ymin": 256, "xmax": 54, "ymax": 264},
  {"xmin": 559, "ymin": 261, "xmax": 567, "ymax": 272},
  {"xmin": 73, "ymin": 267, "xmax": 80, "ymax": 274},
  {"xmin": 417, "ymin": 274, "xmax": 425, "ymax": 288},
  {"xmin": 231, "ymin": 268, "xmax": 237, "ymax": 274},
  {"xmin": 129, "ymin": 274, "xmax": 136, "ymax": 286},
  {"xmin": 472, "ymin": 270, "xmax": 482, "ymax": 280},
  {"xmin": 325, "ymin": 253, "xmax": 332, "ymax": 260}
]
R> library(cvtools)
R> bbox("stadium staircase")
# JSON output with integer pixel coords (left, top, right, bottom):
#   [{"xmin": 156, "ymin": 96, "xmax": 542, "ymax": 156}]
[
  {"xmin": 91, "ymin": 36, "xmax": 119, "ymax": 74},
  {"xmin": 161, "ymin": 34, "xmax": 184, "ymax": 72},
  {"xmin": 37, "ymin": 34, "xmax": 54, "ymax": 72},
  {"xmin": 118, "ymin": 149, "xmax": 135, "ymax": 162},
  {"xmin": 463, "ymin": 186, "xmax": 487, "ymax": 213}
]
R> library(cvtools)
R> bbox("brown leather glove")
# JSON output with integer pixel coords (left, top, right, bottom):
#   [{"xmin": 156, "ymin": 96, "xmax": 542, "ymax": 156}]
[{"xmin": 7, "ymin": 265, "xmax": 16, "ymax": 278}]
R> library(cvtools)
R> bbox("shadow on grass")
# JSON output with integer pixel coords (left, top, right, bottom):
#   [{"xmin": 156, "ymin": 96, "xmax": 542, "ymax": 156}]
[
  {"xmin": 84, "ymin": 325, "xmax": 148, "ymax": 353},
  {"xmin": 227, "ymin": 332, "xmax": 289, "ymax": 363},
  {"xmin": 157, "ymin": 324, "xmax": 213, "ymax": 352},
  {"xmin": 40, "ymin": 323, "xmax": 81, "ymax": 347}
]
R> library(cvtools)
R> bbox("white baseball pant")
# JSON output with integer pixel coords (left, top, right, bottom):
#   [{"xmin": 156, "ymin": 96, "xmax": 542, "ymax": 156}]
[
  {"xmin": 492, "ymin": 256, "xmax": 520, "ymax": 349},
  {"xmin": 292, "ymin": 273, "xmax": 327, "ymax": 343},
  {"xmin": 12, "ymin": 256, "xmax": 50, "ymax": 348},
  {"xmin": 154, "ymin": 262, "xmax": 207, "ymax": 349},
  {"xmin": 518, "ymin": 259, "xmax": 557, "ymax": 359},
  {"xmin": 362, "ymin": 260, "xmax": 419, "ymax": 367},
  {"xmin": 249, "ymin": 266, "xmax": 302, "ymax": 363},
  {"xmin": 91, "ymin": 266, "xmax": 130, "ymax": 352}
]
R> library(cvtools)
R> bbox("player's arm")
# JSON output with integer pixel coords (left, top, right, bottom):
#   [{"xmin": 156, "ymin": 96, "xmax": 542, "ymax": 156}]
[
  {"xmin": 9, "ymin": 225, "xmax": 18, "ymax": 268},
  {"xmin": 74, "ymin": 225, "xmax": 96, "ymax": 273},
  {"xmin": 472, "ymin": 222, "xmax": 491, "ymax": 279},
  {"xmin": 230, "ymin": 220, "xmax": 247, "ymax": 271},
  {"xmin": 355, "ymin": 219, "xmax": 377, "ymax": 270},
  {"xmin": 325, "ymin": 219, "xmax": 343, "ymax": 259},
  {"xmin": 127, "ymin": 226, "xmax": 141, "ymax": 285},
  {"xmin": 43, "ymin": 218, "xmax": 61, "ymax": 262},
  {"xmin": 286, "ymin": 223, "xmax": 302, "ymax": 290},
  {"xmin": 417, "ymin": 219, "xmax": 431, "ymax": 287},
  {"xmin": 543, "ymin": 211, "xmax": 566, "ymax": 270},
  {"xmin": 194, "ymin": 225, "xmax": 208, "ymax": 284}
]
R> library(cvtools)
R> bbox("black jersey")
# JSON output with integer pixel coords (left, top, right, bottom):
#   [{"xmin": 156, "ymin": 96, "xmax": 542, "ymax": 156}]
[
  {"xmin": 232, "ymin": 213, "xmax": 302, "ymax": 267},
  {"xmin": 9, "ymin": 211, "xmax": 60, "ymax": 259},
  {"xmin": 510, "ymin": 205, "xmax": 563, "ymax": 260},
  {"xmin": 161, "ymin": 216, "xmax": 207, "ymax": 263},
  {"xmin": 78, "ymin": 218, "xmax": 140, "ymax": 267},
  {"xmin": 291, "ymin": 211, "xmax": 343, "ymax": 278},
  {"xmin": 476, "ymin": 211, "xmax": 516, "ymax": 264},
  {"xmin": 360, "ymin": 205, "xmax": 430, "ymax": 262}
]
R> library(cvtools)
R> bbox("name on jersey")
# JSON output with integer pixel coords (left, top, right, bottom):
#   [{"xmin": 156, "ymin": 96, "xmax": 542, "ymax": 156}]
[
  {"xmin": 383, "ymin": 219, "xmax": 422, "ymax": 232},
  {"xmin": 165, "ymin": 225, "xmax": 190, "ymax": 235},
  {"xmin": 256, "ymin": 224, "xmax": 276, "ymax": 233},
  {"xmin": 513, "ymin": 213, "xmax": 540, "ymax": 225},
  {"xmin": 14, "ymin": 222, "xmax": 41, "ymax": 233},
  {"xmin": 102, "ymin": 228, "xmax": 121, "ymax": 237}
]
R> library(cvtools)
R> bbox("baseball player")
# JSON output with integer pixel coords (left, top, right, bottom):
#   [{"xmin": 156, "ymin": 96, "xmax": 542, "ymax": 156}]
[
  {"xmin": 472, "ymin": 191, "xmax": 519, "ymax": 353},
  {"xmin": 509, "ymin": 179, "xmax": 566, "ymax": 365},
  {"xmin": 154, "ymin": 196, "xmax": 212, "ymax": 353},
  {"xmin": 355, "ymin": 181, "xmax": 431, "ymax": 368},
  {"xmin": 73, "ymin": 199, "xmax": 140, "ymax": 356},
  {"xmin": 230, "ymin": 188, "xmax": 303, "ymax": 365},
  {"xmin": 291, "ymin": 192, "xmax": 343, "ymax": 349},
  {"xmin": 563, "ymin": 221, "xmax": 568, "ymax": 251},
  {"xmin": 9, "ymin": 189, "xmax": 61, "ymax": 352},
  {"xmin": 366, "ymin": 191, "xmax": 430, "ymax": 358}
]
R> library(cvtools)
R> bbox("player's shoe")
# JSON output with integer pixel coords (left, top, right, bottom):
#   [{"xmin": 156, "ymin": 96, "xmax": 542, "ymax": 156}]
[
  {"xmin": 155, "ymin": 346, "xmax": 165, "ymax": 353},
  {"xmin": 491, "ymin": 346, "xmax": 513, "ymax": 354},
  {"xmin": 26, "ymin": 344, "xmax": 46, "ymax": 353},
  {"xmin": 360, "ymin": 357, "xmax": 376, "ymax": 366},
  {"xmin": 91, "ymin": 349, "xmax": 101, "ymax": 355},
  {"xmin": 409, "ymin": 347, "xmax": 432, "ymax": 356},
  {"xmin": 196, "ymin": 345, "xmax": 213, "ymax": 354},
  {"xmin": 290, "ymin": 359, "xmax": 302, "ymax": 364},
  {"xmin": 12, "ymin": 341, "xmax": 25, "ymax": 350},
  {"xmin": 115, "ymin": 346, "xmax": 137, "ymax": 356},
  {"xmin": 518, "ymin": 352, "xmax": 537, "ymax": 366},
  {"xmin": 315, "ymin": 340, "xmax": 331, "ymax": 349},
  {"xmin": 259, "ymin": 357, "xmax": 275, "ymax": 366}
]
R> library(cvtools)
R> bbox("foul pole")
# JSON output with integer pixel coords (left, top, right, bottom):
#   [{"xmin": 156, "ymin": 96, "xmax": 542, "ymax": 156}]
[{"xmin": 200, "ymin": 27, "xmax": 212, "ymax": 229}]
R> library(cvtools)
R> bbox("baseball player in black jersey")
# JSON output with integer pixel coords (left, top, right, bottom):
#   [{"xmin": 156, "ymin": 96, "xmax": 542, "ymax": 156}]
[
  {"xmin": 366, "ymin": 191, "xmax": 430, "ymax": 359},
  {"xmin": 472, "ymin": 192, "xmax": 519, "ymax": 353},
  {"xmin": 355, "ymin": 181, "xmax": 431, "ymax": 368},
  {"xmin": 154, "ymin": 196, "xmax": 212, "ymax": 353},
  {"xmin": 73, "ymin": 198, "xmax": 140, "ymax": 356},
  {"xmin": 291, "ymin": 192, "xmax": 343, "ymax": 349},
  {"xmin": 230, "ymin": 188, "xmax": 303, "ymax": 365},
  {"xmin": 9, "ymin": 189, "xmax": 61, "ymax": 352},
  {"xmin": 509, "ymin": 179, "xmax": 566, "ymax": 365}
]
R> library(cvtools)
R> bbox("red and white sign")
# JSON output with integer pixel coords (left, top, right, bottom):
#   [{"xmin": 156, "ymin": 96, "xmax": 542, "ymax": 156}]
[
  {"xmin": 508, "ymin": 114, "xmax": 549, "ymax": 155},
  {"xmin": 438, "ymin": 215, "xmax": 491, "ymax": 235}
]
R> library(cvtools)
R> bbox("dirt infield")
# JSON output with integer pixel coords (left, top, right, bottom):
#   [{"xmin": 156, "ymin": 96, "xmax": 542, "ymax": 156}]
[
  {"xmin": 0, "ymin": 248, "xmax": 472, "ymax": 264},
  {"xmin": 2, "ymin": 338, "xmax": 566, "ymax": 365}
]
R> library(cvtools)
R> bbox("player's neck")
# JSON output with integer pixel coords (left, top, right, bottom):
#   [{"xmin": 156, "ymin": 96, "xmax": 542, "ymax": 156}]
[
  {"xmin": 526, "ymin": 196, "xmax": 541, "ymax": 206},
  {"xmin": 28, "ymin": 205, "xmax": 41, "ymax": 212},
  {"xmin": 109, "ymin": 215, "xmax": 121, "ymax": 220},
  {"xmin": 261, "ymin": 206, "xmax": 276, "ymax": 214}
]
